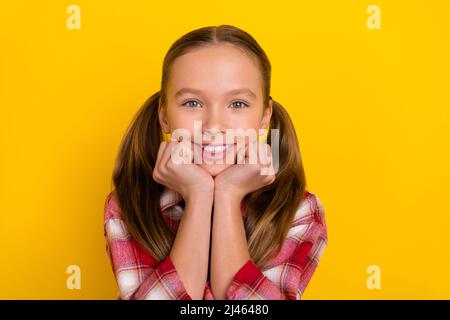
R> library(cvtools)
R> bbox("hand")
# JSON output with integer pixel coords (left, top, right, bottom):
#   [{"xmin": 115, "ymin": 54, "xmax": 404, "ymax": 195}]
[
  {"xmin": 152, "ymin": 140, "xmax": 214, "ymax": 201},
  {"xmin": 214, "ymin": 141, "xmax": 276, "ymax": 201}
]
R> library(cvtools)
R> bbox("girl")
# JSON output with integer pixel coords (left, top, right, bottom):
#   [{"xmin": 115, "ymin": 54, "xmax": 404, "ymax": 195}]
[{"xmin": 103, "ymin": 25, "xmax": 327, "ymax": 300}]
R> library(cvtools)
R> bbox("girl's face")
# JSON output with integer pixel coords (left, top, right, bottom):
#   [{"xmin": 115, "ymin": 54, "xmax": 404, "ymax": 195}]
[{"xmin": 159, "ymin": 43, "xmax": 272, "ymax": 177}]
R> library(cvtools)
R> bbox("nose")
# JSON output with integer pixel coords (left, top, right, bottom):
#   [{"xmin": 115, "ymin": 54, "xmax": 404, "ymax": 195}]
[
  {"xmin": 202, "ymin": 107, "xmax": 227, "ymax": 142},
  {"xmin": 203, "ymin": 128, "xmax": 223, "ymax": 143}
]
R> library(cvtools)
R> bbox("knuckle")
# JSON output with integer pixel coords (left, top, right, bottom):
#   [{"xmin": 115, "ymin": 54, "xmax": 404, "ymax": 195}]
[
  {"xmin": 162, "ymin": 161, "xmax": 173, "ymax": 174},
  {"xmin": 264, "ymin": 174, "xmax": 275, "ymax": 183},
  {"xmin": 166, "ymin": 158, "xmax": 174, "ymax": 169}
]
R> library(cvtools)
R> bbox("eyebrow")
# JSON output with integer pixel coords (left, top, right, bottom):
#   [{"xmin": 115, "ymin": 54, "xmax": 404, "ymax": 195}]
[{"xmin": 174, "ymin": 87, "xmax": 257, "ymax": 99}]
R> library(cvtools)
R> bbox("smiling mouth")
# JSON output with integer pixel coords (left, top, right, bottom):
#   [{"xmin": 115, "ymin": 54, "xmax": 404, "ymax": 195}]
[{"xmin": 193, "ymin": 142, "xmax": 235, "ymax": 162}]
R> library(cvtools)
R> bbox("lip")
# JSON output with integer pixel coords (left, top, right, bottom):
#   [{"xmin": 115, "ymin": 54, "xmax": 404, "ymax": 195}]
[{"xmin": 193, "ymin": 142, "xmax": 235, "ymax": 163}]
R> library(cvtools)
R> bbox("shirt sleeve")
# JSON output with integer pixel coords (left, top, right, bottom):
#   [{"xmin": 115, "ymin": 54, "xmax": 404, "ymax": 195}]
[
  {"xmin": 226, "ymin": 192, "xmax": 328, "ymax": 300},
  {"xmin": 103, "ymin": 192, "xmax": 192, "ymax": 300}
]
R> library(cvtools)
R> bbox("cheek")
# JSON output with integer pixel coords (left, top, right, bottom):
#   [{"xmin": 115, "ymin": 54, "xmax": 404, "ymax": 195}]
[
  {"xmin": 229, "ymin": 115, "xmax": 264, "ymax": 139},
  {"xmin": 167, "ymin": 106, "xmax": 196, "ymax": 131},
  {"xmin": 231, "ymin": 116, "xmax": 261, "ymax": 130},
  {"xmin": 170, "ymin": 120, "xmax": 194, "ymax": 133},
  {"xmin": 168, "ymin": 122, "xmax": 197, "ymax": 141}
]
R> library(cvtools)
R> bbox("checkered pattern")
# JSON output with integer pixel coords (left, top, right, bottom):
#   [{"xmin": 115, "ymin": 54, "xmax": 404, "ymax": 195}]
[{"xmin": 103, "ymin": 187, "xmax": 327, "ymax": 300}]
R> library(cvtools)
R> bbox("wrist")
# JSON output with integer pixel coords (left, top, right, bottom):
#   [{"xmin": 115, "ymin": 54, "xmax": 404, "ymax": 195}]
[
  {"xmin": 214, "ymin": 186, "xmax": 244, "ymax": 204},
  {"xmin": 184, "ymin": 185, "xmax": 214, "ymax": 203}
]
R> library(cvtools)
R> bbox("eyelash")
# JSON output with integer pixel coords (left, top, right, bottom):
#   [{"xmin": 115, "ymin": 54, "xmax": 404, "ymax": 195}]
[{"xmin": 181, "ymin": 100, "xmax": 250, "ymax": 109}]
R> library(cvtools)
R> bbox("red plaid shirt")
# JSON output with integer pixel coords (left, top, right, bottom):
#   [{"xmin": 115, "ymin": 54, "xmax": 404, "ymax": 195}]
[{"xmin": 103, "ymin": 187, "xmax": 327, "ymax": 300}]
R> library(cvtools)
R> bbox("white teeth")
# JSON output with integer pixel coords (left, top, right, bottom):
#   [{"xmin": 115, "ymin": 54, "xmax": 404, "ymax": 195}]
[{"xmin": 204, "ymin": 145, "xmax": 227, "ymax": 153}]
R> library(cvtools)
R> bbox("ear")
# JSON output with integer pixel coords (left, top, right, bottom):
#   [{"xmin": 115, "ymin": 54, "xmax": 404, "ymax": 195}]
[
  {"xmin": 158, "ymin": 97, "xmax": 170, "ymax": 133},
  {"xmin": 261, "ymin": 98, "xmax": 273, "ymax": 129}
]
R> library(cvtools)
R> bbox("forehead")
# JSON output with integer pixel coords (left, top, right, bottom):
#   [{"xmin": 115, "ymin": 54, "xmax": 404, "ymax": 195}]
[{"xmin": 167, "ymin": 43, "xmax": 262, "ymax": 97}]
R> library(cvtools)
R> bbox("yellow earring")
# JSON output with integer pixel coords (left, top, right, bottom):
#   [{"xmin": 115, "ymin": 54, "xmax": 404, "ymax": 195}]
[
  {"xmin": 258, "ymin": 127, "xmax": 269, "ymax": 142},
  {"xmin": 162, "ymin": 130, "xmax": 172, "ymax": 142}
]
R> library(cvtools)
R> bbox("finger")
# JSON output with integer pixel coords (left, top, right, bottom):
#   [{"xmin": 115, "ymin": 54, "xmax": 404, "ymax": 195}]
[
  {"xmin": 156, "ymin": 141, "xmax": 167, "ymax": 160},
  {"xmin": 245, "ymin": 141, "xmax": 258, "ymax": 165},
  {"xmin": 168, "ymin": 139, "xmax": 195, "ymax": 166},
  {"xmin": 174, "ymin": 140, "xmax": 194, "ymax": 164},
  {"xmin": 260, "ymin": 144, "xmax": 276, "ymax": 176},
  {"xmin": 153, "ymin": 141, "xmax": 167, "ymax": 182},
  {"xmin": 258, "ymin": 143, "xmax": 272, "ymax": 167},
  {"xmin": 260, "ymin": 162, "xmax": 276, "ymax": 176},
  {"xmin": 161, "ymin": 140, "xmax": 179, "ymax": 167},
  {"xmin": 236, "ymin": 139, "xmax": 248, "ymax": 164}
]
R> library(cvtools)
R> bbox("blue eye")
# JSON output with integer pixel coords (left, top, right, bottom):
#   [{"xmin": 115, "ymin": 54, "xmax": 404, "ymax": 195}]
[
  {"xmin": 182, "ymin": 100, "xmax": 202, "ymax": 108},
  {"xmin": 230, "ymin": 101, "xmax": 249, "ymax": 109}
]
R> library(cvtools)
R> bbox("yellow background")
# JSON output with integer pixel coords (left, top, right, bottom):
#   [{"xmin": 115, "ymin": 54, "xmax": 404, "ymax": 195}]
[{"xmin": 1, "ymin": 1, "xmax": 449, "ymax": 299}]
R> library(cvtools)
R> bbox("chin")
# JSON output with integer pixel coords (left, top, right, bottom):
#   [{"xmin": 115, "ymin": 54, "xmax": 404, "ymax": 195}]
[{"xmin": 200, "ymin": 163, "xmax": 232, "ymax": 177}]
